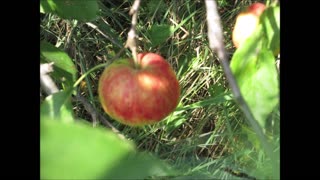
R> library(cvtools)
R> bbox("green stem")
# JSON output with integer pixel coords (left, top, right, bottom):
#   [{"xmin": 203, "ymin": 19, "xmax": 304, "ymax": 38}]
[{"xmin": 73, "ymin": 63, "xmax": 108, "ymax": 88}]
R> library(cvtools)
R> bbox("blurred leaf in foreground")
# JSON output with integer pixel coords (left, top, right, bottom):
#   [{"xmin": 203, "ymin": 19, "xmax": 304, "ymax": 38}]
[{"xmin": 41, "ymin": 118, "xmax": 176, "ymax": 179}]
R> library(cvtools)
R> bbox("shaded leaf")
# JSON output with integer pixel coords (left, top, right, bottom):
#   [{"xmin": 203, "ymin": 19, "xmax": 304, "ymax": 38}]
[
  {"xmin": 148, "ymin": 24, "xmax": 174, "ymax": 46},
  {"xmin": 40, "ymin": 0, "xmax": 99, "ymax": 21},
  {"xmin": 40, "ymin": 41, "xmax": 77, "ymax": 90}
]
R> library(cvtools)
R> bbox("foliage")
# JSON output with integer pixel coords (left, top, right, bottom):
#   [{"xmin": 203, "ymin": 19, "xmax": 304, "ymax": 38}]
[{"xmin": 40, "ymin": 0, "xmax": 280, "ymax": 179}]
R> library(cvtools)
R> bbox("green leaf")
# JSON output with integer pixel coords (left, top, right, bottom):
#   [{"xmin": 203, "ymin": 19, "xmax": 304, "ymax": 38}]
[
  {"xmin": 41, "ymin": 119, "xmax": 176, "ymax": 179},
  {"xmin": 40, "ymin": 41, "xmax": 77, "ymax": 90},
  {"xmin": 148, "ymin": 24, "xmax": 174, "ymax": 46},
  {"xmin": 230, "ymin": 29, "xmax": 279, "ymax": 129},
  {"xmin": 260, "ymin": 6, "xmax": 280, "ymax": 55},
  {"xmin": 41, "ymin": 118, "xmax": 135, "ymax": 179},
  {"xmin": 40, "ymin": 90, "xmax": 74, "ymax": 123},
  {"xmin": 40, "ymin": 0, "xmax": 99, "ymax": 21}
]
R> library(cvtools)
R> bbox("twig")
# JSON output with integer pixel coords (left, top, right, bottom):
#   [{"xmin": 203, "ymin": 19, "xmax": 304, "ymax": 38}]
[
  {"xmin": 75, "ymin": 95, "xmax": 126, "ymax": 140},
  {"xmin": 204, "ymin": 0, "xmax": 276, "ymax": 171},
  {"xmin": 40, "ymin": 63, "xmax": 59, "ymax": 95},
  {"xmin": 125, "ymin": 0, "xmax": 141, "ymax": 65}
]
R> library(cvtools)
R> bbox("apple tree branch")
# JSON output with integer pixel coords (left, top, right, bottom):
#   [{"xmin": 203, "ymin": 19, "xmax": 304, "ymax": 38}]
[
  {"xmin": 40, "ymin": 62, "xmax": 123, "ymax": 137},
  {"xmin": 125, "ymin": 0, "xmax": 141, "ymax": 65},
  {"xmin": 204, "ymin": 0, "xmax": 274, "ymax": 161},
  {"xmin": 40, "ymin": 62, "xmax": 59, "ymax": 95}
]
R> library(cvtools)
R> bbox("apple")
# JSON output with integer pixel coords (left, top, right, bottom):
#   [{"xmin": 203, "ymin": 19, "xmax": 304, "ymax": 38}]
[
  {"xmin": 232, "ymin": 2, "xmax": 266, "ymax": 48},
  {"xmin": 98, "ymin": 53, "xmax": 180, "ymax": 126}
]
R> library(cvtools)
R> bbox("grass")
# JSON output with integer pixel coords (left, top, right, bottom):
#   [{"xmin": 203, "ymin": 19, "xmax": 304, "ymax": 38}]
[{"xmin": 40, "ymin": 0, "xmax": 279, "ymax": 179}]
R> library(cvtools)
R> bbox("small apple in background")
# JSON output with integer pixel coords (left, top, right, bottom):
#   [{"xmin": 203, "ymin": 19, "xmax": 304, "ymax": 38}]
[
  {"xmin": 232, "ymin": 2, "xmax": 266, "ymax": 49},
  {"xmin": 98, "ymin": 53, "xmax": 180, "ymax": 126}
]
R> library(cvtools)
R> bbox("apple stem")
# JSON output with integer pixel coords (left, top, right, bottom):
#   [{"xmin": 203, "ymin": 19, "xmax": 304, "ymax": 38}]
[
  {"xmin": 205, "ymin": 0, "xmax": 278, "ymax": 176},
  {"xmin": 126, "ymin": 0, "xmax": 141, "ymax": 67}
]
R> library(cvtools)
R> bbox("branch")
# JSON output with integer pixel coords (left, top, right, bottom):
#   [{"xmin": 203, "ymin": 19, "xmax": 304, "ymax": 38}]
[
  {"xmin": 125, "ymin": 0, "xmax": 141, "ymax": 65},
  {"xmin": 40, "ymin": 63, "xmax": 59, "ymax": 95},
  {"xmin": 204, "ymin": 0, "xmax": 275, "ymax": 165}
]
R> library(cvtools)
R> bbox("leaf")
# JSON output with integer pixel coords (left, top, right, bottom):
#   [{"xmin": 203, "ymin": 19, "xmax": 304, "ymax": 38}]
[
  {"xmin": 230, "ymin": 28, "xmax": 279, "ymax": 129},
  {"xmin": 148, "ymin": 11, "xmax": 196, "ymax": 48},
  {"xmin": 40, "ymin": 118, "xmax": 135, "ymax": 179},
  {"xmin": 148, "ymin": 24, "xmax": 174, "ymax": 46},
  {"xmin": 40, "ymin": 90, "xmax": 74, "ymax": 123},
  {"xmin": 40, "ymin": 119, "xmax": 176, "ymax": 179},
  {"xmin": 260, "ymin": 6, "xmax": 280, "ymax": 55},
  {"xmin": 40, "ymin": 0, "xmax": 99, "ymax": 21},
  {"xmin": 40, "ymin": 41, "xmax": 77, "ymax": 90}
]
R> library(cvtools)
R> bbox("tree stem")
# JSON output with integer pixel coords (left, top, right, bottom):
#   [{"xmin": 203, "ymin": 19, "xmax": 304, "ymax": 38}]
[{"xmin": 125, "ymin": 0, "xmax": 141, "ymax": 66}]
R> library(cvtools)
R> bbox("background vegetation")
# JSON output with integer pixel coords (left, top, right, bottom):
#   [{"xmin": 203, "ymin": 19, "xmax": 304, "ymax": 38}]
[{"xmin": 40, "ymin": 0, "xmax": 280, "ymax": 179}]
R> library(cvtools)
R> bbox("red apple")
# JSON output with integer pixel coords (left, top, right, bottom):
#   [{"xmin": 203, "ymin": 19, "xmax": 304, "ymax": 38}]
[
  {"xmin": 232, "ymin": 2, "xmax": 266, "ymax": 48},
  {"xmin": 98, "ymin": 53, "xmax": 180, "ymax": 126}
]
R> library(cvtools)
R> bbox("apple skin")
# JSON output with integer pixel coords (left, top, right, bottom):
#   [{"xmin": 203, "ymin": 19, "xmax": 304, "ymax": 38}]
[
  {"xmin": 232, "ymin": 2, "xmax": 266, "ymax": 48},
  {"xmin": 98, "ymin": 53, "xmax": 180, "ymax": 126}
]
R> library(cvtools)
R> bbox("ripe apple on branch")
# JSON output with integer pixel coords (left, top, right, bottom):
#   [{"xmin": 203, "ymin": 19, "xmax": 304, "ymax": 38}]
[{"xmin": 98, "ymin": 53, "xmax": 180, "ymax": 126}]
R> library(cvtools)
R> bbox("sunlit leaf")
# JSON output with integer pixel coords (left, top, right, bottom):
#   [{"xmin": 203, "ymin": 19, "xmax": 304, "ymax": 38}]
[{"xmin": 230, "ymin": 27, "xmax": 279, "ymax": 128}]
